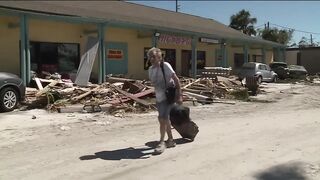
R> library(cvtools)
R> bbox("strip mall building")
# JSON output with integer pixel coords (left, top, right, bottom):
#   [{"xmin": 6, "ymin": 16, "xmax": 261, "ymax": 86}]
[{"xmin": 0, "ymin": 1, "xmax": 286, "ymax": 85}]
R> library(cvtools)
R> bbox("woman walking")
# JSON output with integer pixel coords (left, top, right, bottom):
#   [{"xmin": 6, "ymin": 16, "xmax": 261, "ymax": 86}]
[{"xmin": 147, "ymin": 47, "xmax": 183, "ymax": 154}]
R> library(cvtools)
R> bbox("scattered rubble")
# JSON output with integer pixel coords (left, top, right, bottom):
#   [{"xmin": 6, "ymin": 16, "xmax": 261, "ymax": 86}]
[
  {"xmin": 23, "ymin": 71, "xmax": 258, "ymax": 116},
  {"xmin": 24, "ymin": 77, "xmax": 155, "ymax": 115}
]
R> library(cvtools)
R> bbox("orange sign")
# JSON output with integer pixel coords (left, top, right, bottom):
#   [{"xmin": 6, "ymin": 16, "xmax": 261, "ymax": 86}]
[{"xmin": 107, "ymin": 49, "xmax": 123, "ymax": 60}]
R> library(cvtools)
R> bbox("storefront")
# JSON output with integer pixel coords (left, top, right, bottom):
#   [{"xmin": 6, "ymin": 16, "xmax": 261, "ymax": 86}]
[{"xmin": 0, "ymin": 1, "xmax": 285, "ymax": 85}]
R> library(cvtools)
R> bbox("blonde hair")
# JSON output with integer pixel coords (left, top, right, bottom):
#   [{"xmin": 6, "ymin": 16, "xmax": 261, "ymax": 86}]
[{"xmin": 147, "ymin": 47, "xmax": 162, "ymax": 61}]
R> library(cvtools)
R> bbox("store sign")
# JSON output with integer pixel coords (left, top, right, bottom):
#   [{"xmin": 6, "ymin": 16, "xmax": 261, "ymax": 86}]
[
  {"xmin": 199, "ymin": 37, "xmax": 220, "ymax": 44},
  {"xmin": 107, "ymin": 49, "xmax": 123, "ymax": 60},
  {"xmin": 158, "ymin": 34, "xmax": 191, "ymax": 46}
]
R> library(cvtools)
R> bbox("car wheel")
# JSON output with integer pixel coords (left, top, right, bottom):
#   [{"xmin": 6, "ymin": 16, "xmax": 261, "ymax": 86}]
[
  {"xmin": 0, "ymin": 87, "xmax": 19, "ymax": 112},
  {"xmin": 257, "ymin": 76, "xmax": 262, "ymax": 84}
]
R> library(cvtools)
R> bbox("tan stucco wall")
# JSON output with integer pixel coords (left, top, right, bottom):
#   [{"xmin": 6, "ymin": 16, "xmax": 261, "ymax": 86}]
[
  {"xmin": 196, "ymin": 43, "xmax": 216, "ymax": 67},
  {"xmin": 29, "ymin": 19, "xmax": 83, "ymax": 44},
  {"xmin": 265, "ymin": 50, "xmax": 273, "ymax": 64},
  {"xmin": 1, "ymin": 15, "xmax": 278, "ymax": 80},
  {"xmin": 226, "ymin": 47, "xmax": 274, "ymax": 68},
  {"xmin": 286, "ymin": 50, "xmax": 298, "ymax": 65},
  {"xmin": 0, "ymin": 16, "xmax": 20, "ymax": 75},
  {"xmin": 104, "ymin": 27, "xmax": 152, "ymax": 79}
]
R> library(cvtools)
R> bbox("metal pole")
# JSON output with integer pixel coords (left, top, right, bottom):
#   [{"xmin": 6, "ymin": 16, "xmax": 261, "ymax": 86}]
[
  {"xmin": 25, "ymin": 16, "xmax": 30, "ymax": 84},
  {"xmin": 261, "ymin": 47, "xmax": 266, "ymax": 64},
  {"xmin": 243, "ymin": 44, "xmax": 249, "ymax": 63},
  {"xmin": 98, "ymin": 24, "xmax": 106, "ymax": 83},
  {"xmin": 19, "ymin": 15, "xmax": 26, "ymax": 85},
  {"xmin": 191, "ymin": 37, "xmax": 197, "ymax": 78},
  {"xmin": 176, "ymin": 0, "xmax": 178, "ymax": 12},
  {"xmin": 152, "ymin": 32, "xmax": 159, "ymax": 47}
]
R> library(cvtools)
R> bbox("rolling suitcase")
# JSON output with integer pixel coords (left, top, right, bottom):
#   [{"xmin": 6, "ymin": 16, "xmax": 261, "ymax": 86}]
[{"xmin": 170, "ymin": 104, "xmax": 199, "ymax": 141}]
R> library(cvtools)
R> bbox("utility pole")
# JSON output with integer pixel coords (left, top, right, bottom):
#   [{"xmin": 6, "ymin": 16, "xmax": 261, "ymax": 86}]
[
  {"xmin": 175, "ymin": 0, "xmax": 180, "ymax": 12},
  {"xmin": 310, "ymin": 34, "xmax": 313, "ymax": 46},
  {"xmin": 267, "ymin": 22, "xmax": 270, "ymax": 30}
]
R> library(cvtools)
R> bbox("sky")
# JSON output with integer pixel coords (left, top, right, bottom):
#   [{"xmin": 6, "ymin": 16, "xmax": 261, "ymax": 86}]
[{"xmin": 129, "ymin": 1, "xmax": 320, "ymax": 45}]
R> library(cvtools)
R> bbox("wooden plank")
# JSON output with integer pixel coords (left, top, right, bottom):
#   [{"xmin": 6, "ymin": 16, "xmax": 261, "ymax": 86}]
[
  {"xmin": 35, "ymin": 80, "xmax": 59, "ymax": 97},
  {"xmin": 183, "ymin": 88, "xmax": 203, "ymax": 94},
  {"xmin": 108, "ymin": 88, "xmax": 154, "ymax": 105},
  {"xmin": 34, "ymin": 78, "xmax": 44, "ymax": 90},
  {"xmin": 112, "ymin": 85, "xmax": 151, "ymax": 107},
  {"xmin": 183, "ymin": 91, "xmax": 213, "ymax": 101},
  {"xmin": 70, "ymin": 86, "xmax": 100, "ymax": 103},
  {"xmin": 182, "ymin": 78, "xmax": 201, "ymax": 89},
  {"xmin": 106, "ymin": 76, "xmax": 139, "ymax": 83},
  {"xmin": 58, "ymin": 104, "xmax": 112, "ymax": 113}
]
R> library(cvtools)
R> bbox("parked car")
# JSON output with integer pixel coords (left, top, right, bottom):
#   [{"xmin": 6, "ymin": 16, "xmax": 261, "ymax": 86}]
[
  {"xmin": 0, "ymin": 72, "xmax": 25, "ymax": 112},
  {"xmin": 288, "ymin": 65, "xmax": 308, "ymax": 79},
  {"xmin": 269, "ymin": 62, "xmax": 290, "ymax": 79},
  {"xmin": 238, "ymin": 62, "xmax": 278, "ymax": 84}
]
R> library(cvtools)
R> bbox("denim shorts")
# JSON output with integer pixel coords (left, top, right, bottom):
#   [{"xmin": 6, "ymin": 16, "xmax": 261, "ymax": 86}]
[{"xmin": 156, "ymin": 101, "xmax": 174, "ymax": 120}]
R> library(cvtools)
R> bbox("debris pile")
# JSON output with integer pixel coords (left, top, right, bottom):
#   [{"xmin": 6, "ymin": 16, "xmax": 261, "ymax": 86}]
[
  {"xmin": 179, "ymin": 75, "xmax": 248, "ymax": 103},
  {"xmin": 306, "ymin": 74, "xmax": 320, "ymax": 84},
  {"xmin": 24, "ymin": 77, "xmax": 156, "ymax": 115},
  {"xmin": 24, "ymin": 74, "xmax": 247, "ymax": 115}
]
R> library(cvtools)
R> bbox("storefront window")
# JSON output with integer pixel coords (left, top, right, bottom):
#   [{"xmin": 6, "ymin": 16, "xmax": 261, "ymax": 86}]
[
  {"xmin": 234, "ymin": 53, "xmax": 251, "ymax": 68},
  {"xmin": 187, "ymin": 51, "xmax": 206, "ymax": 69},
  {"xmin": 252, "ymin": 55, "xmax": 262, "ymax": 62},
  {"xmin": 144, "ymin": 47, "xmax": 176, "ymax": 70},
  {"xmin": 30, "ymin": 41, "xmax": 80, "ymax": 78},
  {"xmin": 197, "ymin": 51, "xmax": 206, "ymax": 69}
]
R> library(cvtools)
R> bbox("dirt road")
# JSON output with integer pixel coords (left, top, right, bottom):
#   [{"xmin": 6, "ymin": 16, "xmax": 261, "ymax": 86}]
[{"xmin": 1, "ymin": 83, "xmax": 320, "ymax": 180}]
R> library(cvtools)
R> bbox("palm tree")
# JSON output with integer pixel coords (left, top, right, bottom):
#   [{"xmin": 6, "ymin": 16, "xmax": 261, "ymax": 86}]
[{"xmin": 229, "ymin": 9, "xmax": 257, "ymax": 36}]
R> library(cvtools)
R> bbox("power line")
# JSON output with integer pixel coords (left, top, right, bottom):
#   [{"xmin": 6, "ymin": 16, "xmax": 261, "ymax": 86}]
[
  {"xmin": 255, "ymin": 24, "xmax": 265, "ymax": 28},
  {"xmin": 269, "ymin": 23, "xmax": 320, "ymax": 35}
]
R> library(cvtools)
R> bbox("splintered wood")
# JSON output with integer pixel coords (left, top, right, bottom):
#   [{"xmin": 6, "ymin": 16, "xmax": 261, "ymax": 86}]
[
  {"xmin": 180, "ymin": 75, "xmax": 246, "ymax": 103},
  {"xmin": 24, "ymin": 75, "xmax": 244, "ymax": 114},
  {"xmin": 25, "ymin": 77, "xmax": 155, "ymax": 114}
]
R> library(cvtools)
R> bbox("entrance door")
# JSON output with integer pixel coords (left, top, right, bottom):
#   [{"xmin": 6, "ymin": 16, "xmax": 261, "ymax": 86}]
[
  {"xmin": 181, "ymin": 50, "xmax": 191, "ymax": 77},
  {"xmin": 234, "ymin": 53, "xmax": 245, "ymax": 69},
  {"xmin": 105, "ymin": 42, "xmax": 128, "ymax": 75},
  {"xmin": 215, "ymin": 49, "xmax": 224, "ymax": 67}
]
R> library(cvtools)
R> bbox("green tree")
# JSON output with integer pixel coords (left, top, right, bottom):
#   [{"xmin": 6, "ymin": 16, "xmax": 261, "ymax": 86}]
[
  {"xmin": 229, "ymin": 9, "xmax": 257, "ymax": 36},
  {"xmin": 298, "ymin": 36, "xmax": 310, "ymax": 47},
  {"xmin": 298, "ymin": 36, "xmax": 320, "ymax": 47},
  {"xmin": 258, "ymin": 28, "xmax": 294, "ymax": 45}
]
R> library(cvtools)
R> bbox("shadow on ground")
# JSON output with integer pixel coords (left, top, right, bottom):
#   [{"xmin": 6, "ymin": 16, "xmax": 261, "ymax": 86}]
[
  {"xmin": 254, "ymin": 161, "xmax": 308, "ymax": 180},
  {"xmin": 79, "ymin": 147, "xmax": 153, "ymax": 161},
  {"xmin": 79, "ymin": 138, "xmax": 192, "ymax": 161}
]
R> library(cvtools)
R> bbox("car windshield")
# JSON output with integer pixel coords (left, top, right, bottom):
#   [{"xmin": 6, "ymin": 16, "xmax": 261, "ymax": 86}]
[{"xmin": 242, "ymin": 63, "xmax": 256, "ymax": 69}]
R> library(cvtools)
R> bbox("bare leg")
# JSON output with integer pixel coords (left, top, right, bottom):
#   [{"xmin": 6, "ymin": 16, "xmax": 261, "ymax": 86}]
[
  {"xmin": 159, "ymin": 118, "xmax": 167, "ymax": 142},
  {"xmin": 165, "ymin": 119, "xmax": 173, "ymax": 140},
  {"xmin": 154, "ymin": 118, "xmax": 167, "ymax": 154}
]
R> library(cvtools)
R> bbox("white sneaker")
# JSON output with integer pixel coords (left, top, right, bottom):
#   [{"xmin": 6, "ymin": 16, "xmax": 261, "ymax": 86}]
[
  {"xmin": 154, "ymin": 141, "xmax": 166, "ymax": 154},
  {"xmin": 166, "ymin": 139, "xmax": 176, "ymax": 148}
]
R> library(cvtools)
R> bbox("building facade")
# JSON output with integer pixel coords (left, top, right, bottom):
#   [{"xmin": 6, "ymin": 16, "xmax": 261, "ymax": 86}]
[
  {"xmin": 0, "ymin": 1, "xmax": 286, "ymax": 85},
  {"xmin": 286, "ymin": 47, "xmax": 320, "ymax": 74}
]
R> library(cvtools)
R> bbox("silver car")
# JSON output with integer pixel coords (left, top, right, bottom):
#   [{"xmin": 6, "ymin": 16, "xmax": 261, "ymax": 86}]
[
  {"xmin": 238, "ymin": 62, "xmax": 278, "ymax": 84},
  {"xmin": 0, "ymin": 72, "xmax": 26, "ymax": 112}
]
